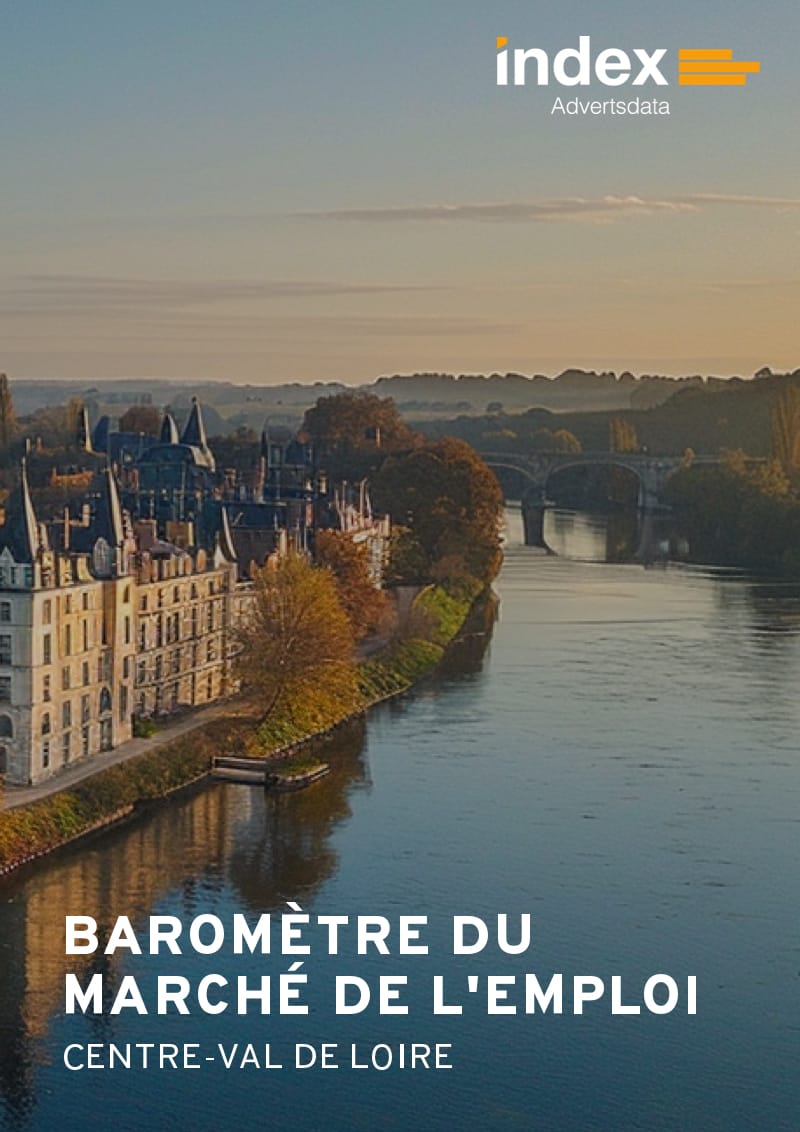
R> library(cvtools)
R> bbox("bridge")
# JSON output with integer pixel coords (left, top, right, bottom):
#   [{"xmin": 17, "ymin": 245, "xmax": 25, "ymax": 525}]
[{"xmin": 480, "ymin": 450, "xmax": 721, "ymax": 554}]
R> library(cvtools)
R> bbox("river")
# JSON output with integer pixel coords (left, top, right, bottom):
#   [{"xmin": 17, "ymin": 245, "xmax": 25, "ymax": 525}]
[{"xmin": 1, "ymin": 509, "xmax": 798, "ymax": 1131}]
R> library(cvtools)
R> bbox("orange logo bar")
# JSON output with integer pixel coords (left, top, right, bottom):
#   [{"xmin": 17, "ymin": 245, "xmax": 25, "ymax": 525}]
[{"xmin": 678, "ymin": 48, "xmax": 760, "ymax": 86}]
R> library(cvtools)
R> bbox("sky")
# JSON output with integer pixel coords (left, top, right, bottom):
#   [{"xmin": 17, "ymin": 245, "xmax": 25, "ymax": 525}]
[{"xmin": 1, "ymin": 0, "xmax": 799, "ymax": 384}]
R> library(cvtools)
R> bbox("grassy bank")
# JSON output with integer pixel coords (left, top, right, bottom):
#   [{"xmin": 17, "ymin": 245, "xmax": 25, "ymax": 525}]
[
  {"xmin": 0, "ymin": 717, "xmax": 250, "ymax": 875},
  {"xmin": 247, "ymin": 579, "xmax": 482, "ymax": 751},
  {"xmin": 0, "ymin": 582, "xmax": 483, "ymax": 875}
]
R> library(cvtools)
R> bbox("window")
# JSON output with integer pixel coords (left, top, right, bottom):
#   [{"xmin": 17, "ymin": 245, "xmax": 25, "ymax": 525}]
[
  {"xmin": 62, "ymin": 701, "xmax": 72, "ymax": 728},
  {"xmin": 63, "ymin": 732, "xmax": 71, "ymax": 762},
  {"xmin": 139, "ymin": 624, "xmax": 147, "ymax": 650},
  {"xmin": 43, "ymin": 599, "xmax": 52, "ymax": 624},
  {"xmin": 62, "ymin": 666, "xmax": 71, "ymax": 690},
  {"xmin": 171, "ymin": 649, "xmax": 180, "ymax": 675},
  {"xmin": 136, "ymin": 661, "xmax": 146, "ymax": 686},
  {"xmin": 43, "ymin": 634, "xmax": 51, "ymax": 665},
  {"xmin": 119, "ymin": 685, "xmax": 128, "ymax": 720},
  {"xmin": 82, "ymin": 726, "xmax": 90, "ymax": 757},
  {"xmin": 123, "ymin": 656, "xmax": 130, "ymax": 679},
  {"xmin": 0, "ymin": 635, "xmax": 11, "ymax": 665},
  {"xmin": 0, "ymin": 715, "xmax": 12, "ymax": 738},
  {"xmin": 154, "ymin": 656, "xmax": 163, "ymax": 681},
  {"xmin": 81, "ymin": 695, "xmax": 90, "ymax": 723},
  {"xmin": 82, "ymin": 661, "xmax": 90, "ymax": 686},
  {"xmin": 42, "ymin": 739, "xmax": 50, "ymax": 769},
  {"xmin": 41, "ymin": 713, "xmax": 51, "ymax": 735},
  {"xmin": 156, "ymin": 617, "xmax": 163, "ymax": 647},
  {"xmin": 139, "ymin": 595, "xmax": 148, "ymax": 612},
  {"xmin": 206, "ymin": 675, "xmax": 213, "ymax": 700},
  {"xmin": 82, "ymin": 620, "xmax": 89, "ymax": 651},
  {"xmin": 43, "ymin": 674, "xmax": 51, "ymax": 702},
  {"xmin": 207, "ymin": 640, "xmax": 216, "ymax": 663},
  {"xmin": 82, "ymin": 592, "xmax": 90, "ymax": 611},
  {"xmin": 64, "ymin": 625, "xmax": 72, "ymax": 656},
  {"xmin": 65, "ymin": 595, "xmax": 72, "ymax": 615},
  {"xmin": 157, "ymin": 589, "xmax": 164, "ymax": 609},
  {"xmin": 0, "ymin": 602, "xmax": 10, "ymax": 622},
  {"xmin": 124, "ymin": 616, "xmax": 131, "ymax": 645},
  {"xmin": 0, "ymin": 676, "xmax": 10, "ymax": 703},
  {"xmin": 123, "ymin": 586, "xmax": 131, "ymax": 604},
  {"xmin": 173, "ymin": 586, "xmax": 180, "ymax": 603},
  {"xmin": 99, "ymin": 687, "xmax": 112, "ymax": 715}
]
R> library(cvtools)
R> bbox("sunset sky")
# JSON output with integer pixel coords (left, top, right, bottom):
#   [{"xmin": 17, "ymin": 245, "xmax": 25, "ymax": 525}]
[{"xmin": 2, "ymin": 0, "xmax": 799, "ymax": 383}]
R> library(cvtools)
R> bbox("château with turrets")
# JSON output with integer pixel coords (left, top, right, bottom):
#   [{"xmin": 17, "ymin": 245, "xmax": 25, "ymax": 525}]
[{"xmin": 0, "ymin": 400, "xmax": 389, "ymax": 787}]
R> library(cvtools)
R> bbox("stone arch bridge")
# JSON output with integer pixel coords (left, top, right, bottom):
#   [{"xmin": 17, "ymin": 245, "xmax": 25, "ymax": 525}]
[{"xmin": 480, "ymin": 450, "xmax": 719, "ymax": 552}]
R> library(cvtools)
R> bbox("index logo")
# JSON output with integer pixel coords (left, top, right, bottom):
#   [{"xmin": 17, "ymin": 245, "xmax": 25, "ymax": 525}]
[
  {"xmin": 496, "ymin": 35, "xmax": 668, "ymax": 87},
  {"xmin": 497, "ymin": 37, "xmax": 761, "ymax": 89}
]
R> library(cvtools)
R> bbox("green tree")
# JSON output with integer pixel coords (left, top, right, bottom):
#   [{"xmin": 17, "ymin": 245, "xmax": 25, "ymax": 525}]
[
  {"xmin": 234, "ymin": 553, "xmax": 361, "ymax": 729},
  {"xmin": 314, "ymin": 529, "xmax": 392, "ymax": 641},
  {"xmin": 372, "ymin": 438, "xmax": 503, "ymax": 586}
]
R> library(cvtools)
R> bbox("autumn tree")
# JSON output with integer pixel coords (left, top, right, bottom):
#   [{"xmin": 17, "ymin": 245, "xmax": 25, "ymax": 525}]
[
  {"xmin": 372, "ymin": 438, "xmax": 503, "ymax": 586},
  {"xmin": 20, "ymin": 400, "xmax": 83, "ymax": 449},
  {"xmin": 552, "ymin": 428, "xmax": 582, "ymax": 453},
  {"xmin": 302, "ymin": 392, "xmax": 417, "ymax": 479},
  {"xmin": 0, "ymin": 374, "xmax": 15, "ymax": 449},
  {"xmin": 770, "ymin": 384, "xmax": 800, "ymax": 474},
  {"xmin": 315, "ymin": 529, "xmax": 392, "ymax": 641},
  {"xmin": 235, "ymin": 554, "xmax": 361, "ymax": 734},
  {"xmin": 119, "ymin": 404, "xmax": 162, "ymax": 435},
  {"xmin": 609, "ymin": 417, "xmax": 639, "ymax": 453}
]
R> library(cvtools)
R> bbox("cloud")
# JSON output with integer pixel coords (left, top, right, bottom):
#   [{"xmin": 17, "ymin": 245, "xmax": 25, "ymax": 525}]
[
  {"xmin": 292, "ymin": 193, "xmax": 800, "ymax": 224},
  {"xmin": 0, "ymin": 275, "xmax": 438, "ymax": 316}
]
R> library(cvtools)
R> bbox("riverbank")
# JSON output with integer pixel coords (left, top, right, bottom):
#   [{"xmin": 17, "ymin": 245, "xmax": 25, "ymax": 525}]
[{"xmin": 0, "ymin": 581, "xmax": 486, "ymax": 876}]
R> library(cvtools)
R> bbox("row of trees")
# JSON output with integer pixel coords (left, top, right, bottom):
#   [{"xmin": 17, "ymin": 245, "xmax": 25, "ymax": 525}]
[{"xmin": 236, "ymin": 391, "xmax": 504, "ymax": 732}]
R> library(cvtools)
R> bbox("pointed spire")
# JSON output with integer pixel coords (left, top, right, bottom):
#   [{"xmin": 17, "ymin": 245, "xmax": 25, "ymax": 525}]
[
  {"xmin": 160, "ymin": 412, "xmax": 180, "ymax": 445},
  {"xmin": 180, "ymin": 397, "xmax": 215, "ymax": 470},
  {"xmin": 218, "ymin": 506, "xmax": 237, "ymax": 562},
  {"xmin": 103, "ymin": 465, "xmax": 125, "ymax": 546},
  {"xmin": 181, "ymin": 397, "xmax": 208, "ymax": 448},
  {"xmin": 0, "ymin": 459, "xmax": 40, "ymax": 563},
  {"xmin": 20, "ymin": 459, "xmax": 40, "ymax": 561},
  {"xmin": 78, "ymin": 406, "xmax": 94, "ymax": 453},
  {"xmin": 92, "ymin": 415, "xmax": 110, "ymax": 454}
]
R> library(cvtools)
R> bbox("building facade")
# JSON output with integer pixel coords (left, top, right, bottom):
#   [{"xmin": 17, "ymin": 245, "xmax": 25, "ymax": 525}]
[{"xmin": 0, "ymin": 401, "xmax": 389, "ymax": 788}]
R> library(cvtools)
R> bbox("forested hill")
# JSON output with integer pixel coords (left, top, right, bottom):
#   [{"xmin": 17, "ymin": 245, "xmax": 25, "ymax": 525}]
[
  {"xmin": 419, "ymin": 371, "xmax": 800, "ymax": 457},
  {"xmin": 10, "ymin": 367, "xmax": 797, "ymax": 434}
]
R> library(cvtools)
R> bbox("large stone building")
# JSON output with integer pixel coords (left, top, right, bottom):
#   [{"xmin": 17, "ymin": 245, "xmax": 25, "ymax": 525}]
[{"xmin": 0, "ymin": 402, "xmax": 389, "ymax": 787}]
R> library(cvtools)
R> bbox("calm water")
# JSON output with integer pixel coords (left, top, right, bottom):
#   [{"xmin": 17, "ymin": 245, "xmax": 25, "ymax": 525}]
[{"xmin": 1, "ymin": 510, "xmax": 799, "ymax": 1131}]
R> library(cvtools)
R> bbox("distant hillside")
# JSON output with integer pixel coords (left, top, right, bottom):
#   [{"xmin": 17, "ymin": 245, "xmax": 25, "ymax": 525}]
[
  {"xmin": 420, "ymin": 370, "xmax": 800, "ymax": 457},
  {"xmin": 9, "ymin": 367, "xmax": 794, "ymax": 436}
]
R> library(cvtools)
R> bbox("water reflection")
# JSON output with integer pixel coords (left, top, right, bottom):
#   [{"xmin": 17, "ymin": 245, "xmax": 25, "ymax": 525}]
[
  {"xmin": 0, "ymin": 721, "xmax": 370, "ymax": 1125},
  {"xmin": 543, "ymin": 509, "xmax": 640, "ymax": 562}
]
